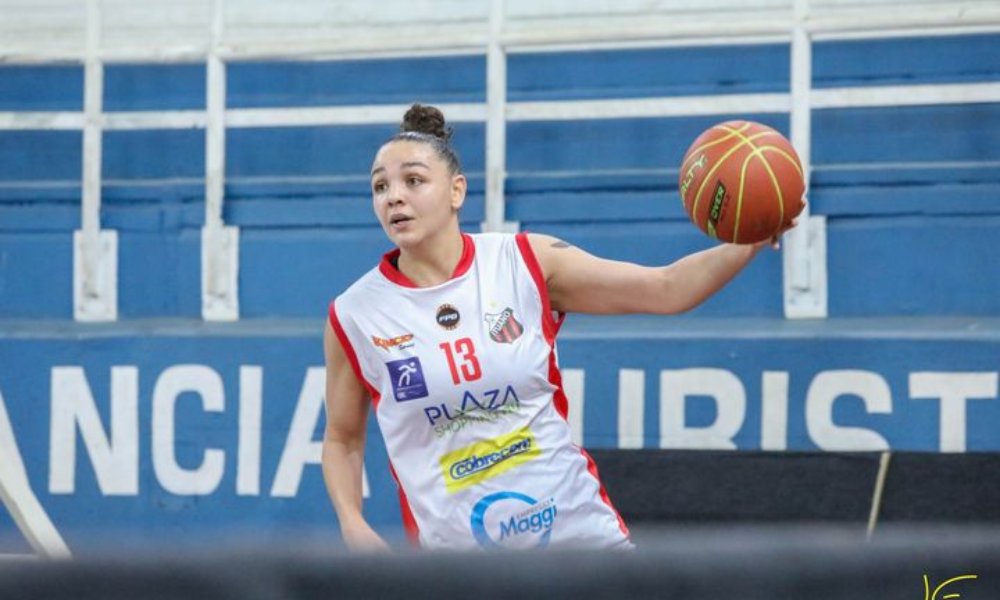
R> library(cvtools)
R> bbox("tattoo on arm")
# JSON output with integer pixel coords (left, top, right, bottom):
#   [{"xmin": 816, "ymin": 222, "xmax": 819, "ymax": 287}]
[{"xmin": 550, "ymin": 240, "xmax": 573, "ymax": 249}]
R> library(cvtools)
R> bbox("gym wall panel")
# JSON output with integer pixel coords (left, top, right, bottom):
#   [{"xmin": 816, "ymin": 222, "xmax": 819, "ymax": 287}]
[
  {"xmin": 812, "ymin": 165, "xmax": 1000, "ymax": 189},
  {"xmin": 0, "ymin": 233, "xmax": 72, "ymax": 318},
  {"xmin": 225, "ymin": 194, "xmax": 374, "ymax": 228},
  {"xmin": 225, "ymin": 123, "xmax": 486, "ymax": 178},
  {"xmin": 239, "ymin": 228, "xmax": 389, "ymax": 318},
  {"xmin": 812, "ymin": 103, "xmax": 1000, "ymax": 165},
  {"xmin": 506, "ymin": 114, "xmax": 791, "ymax": 174},
  {"xmin": 238, "ymin": 199, "xmax": 485, "ymax": 319},
  {"xmin": 101, "ymin": 184, "xmax": 205, "ymax": 232},
  {"xmin": 224, "ymin": 177, "xmax": 485, "ymax": 229},
  {"xmin": 116, "ymin": 230, "xmax": 201, "ymax": 318},
  {"xmin": 103, "ymin": 63, "xmax": 207, "ymax": 112},
  {"xmin": 101, "ymin": 134, "xmax": 205, "ymax": 318},
  {"xmin": 0, "ymin": 202, "xmax": 79, "ymax": 232},
  {"xmin": 508, "ymin": 44, "xmax": 789, "ymax": 101},
  {"xmin": 0, "ymin": 66, "xmax": 83, "ymax": 111},
  {"xmin": 507, "ymin": 189, "xmax": 680, "ymax": 225},
  {"xmin": 102, "ymin": 129, "xmax": 205, "ymax": 180},
  {"xmin": 809, "ymin": 180, "xmax": 1000, "ymax": 219},
  {"xmin": 826, "ymin": 215, "xmax": 1000, "ymax": 317},
  {"xmin": 227, "ymin": 55, "xmax": 487, "ymax": 109},
  {"xmin": 814, "ymin": 34, "xmax": 1000, "ymax": 88},
  {"xmin": 0, "ymin": 131, "xmax": 82, "ymax": 184}
]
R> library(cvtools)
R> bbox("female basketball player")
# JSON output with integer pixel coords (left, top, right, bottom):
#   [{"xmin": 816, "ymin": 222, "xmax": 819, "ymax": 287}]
[{"xmin": 323, "ymin": 104, "xmax": 802, "ymax": 551}]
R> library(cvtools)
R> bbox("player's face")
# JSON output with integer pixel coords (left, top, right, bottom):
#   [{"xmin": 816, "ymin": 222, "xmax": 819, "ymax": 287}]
[{"xmin": 370, "ymin": 141, "xmax": 466, "ymax": 248}]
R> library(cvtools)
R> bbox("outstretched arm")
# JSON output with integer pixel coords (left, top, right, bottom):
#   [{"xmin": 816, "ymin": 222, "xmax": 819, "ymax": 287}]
[
  {"xmin": 530, "ymin": 225, "xmax": 793, "ymax": 315},
  {"xmin": 322, "ymin": 321, "xmax": 390, "ymax": 551}
]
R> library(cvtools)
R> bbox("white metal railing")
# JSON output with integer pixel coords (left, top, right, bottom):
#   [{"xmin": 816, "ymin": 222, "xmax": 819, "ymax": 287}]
[
  {"xmin": 202, "ymin": 0, "xmax": 238, "ymax": 321},
  {"xmin": 0, "ymin": 0, "xmax": 998, "ymax": 321},
  {"xmin": 73, "ymin": 0, "xmax": 117, "ymax": 322},
  {"xmin": 788, "ymin": 0, "xmax": 819, "ymax": 318}
]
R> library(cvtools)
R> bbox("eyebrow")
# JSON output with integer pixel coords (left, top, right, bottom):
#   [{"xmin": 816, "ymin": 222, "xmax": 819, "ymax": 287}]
[{"xmin": 370, "ymin": 161, "xmax": 431, "ymax": 177}]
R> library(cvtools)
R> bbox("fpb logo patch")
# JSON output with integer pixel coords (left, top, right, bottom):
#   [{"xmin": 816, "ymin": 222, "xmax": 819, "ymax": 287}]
[{"xmin": 387, "ymin": 357, "xmax": 429, "ymax": 402}]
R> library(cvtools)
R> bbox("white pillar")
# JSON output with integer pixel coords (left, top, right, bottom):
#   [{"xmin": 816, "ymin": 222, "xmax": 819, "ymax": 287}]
[
  {"xmin": 784, "ymin": 0, "xmax": 827, "ymax": 319},
  {"xmin": 482, "ymin": 0, "xmax": 518, "ymax": 233},
  {"xmin": 74, "ymin": 0, "xmax": 117, "ymax": 321},
  {"xmin": 202, "ymin": 0, "xmax": 240, "ymax": 320}
]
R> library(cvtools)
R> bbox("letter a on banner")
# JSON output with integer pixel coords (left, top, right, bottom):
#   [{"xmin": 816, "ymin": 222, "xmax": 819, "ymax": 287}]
[{"xmin": 0, "ymin": 389, "xmax": 71, "ymax": 558}]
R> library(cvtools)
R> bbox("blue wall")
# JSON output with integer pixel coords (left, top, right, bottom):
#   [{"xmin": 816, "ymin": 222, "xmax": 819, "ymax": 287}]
[
  {"xmin": 1, "ymin": 35, "xmax": 997, "ymax": 319},
  {"xmin": 0, "ymin": 319, "xmax": 997, "ymax": 550}
]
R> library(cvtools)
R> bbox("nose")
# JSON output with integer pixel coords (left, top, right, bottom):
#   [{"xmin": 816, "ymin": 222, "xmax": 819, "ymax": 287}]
[{"xmin": 385, "ymin": 181, "xmax": 405, "ymax": 207}]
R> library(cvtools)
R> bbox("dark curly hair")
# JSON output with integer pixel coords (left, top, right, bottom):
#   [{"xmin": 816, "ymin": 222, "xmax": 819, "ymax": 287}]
[{"xmin": 387, "ymin": 103, "xmax": 462, "ymax": 175}]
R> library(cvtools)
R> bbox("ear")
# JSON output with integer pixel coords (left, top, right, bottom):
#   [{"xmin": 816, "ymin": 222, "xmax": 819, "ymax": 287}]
[{"xmin": 450, "ymin": 174, "xmax": 468, "ymax": 212}]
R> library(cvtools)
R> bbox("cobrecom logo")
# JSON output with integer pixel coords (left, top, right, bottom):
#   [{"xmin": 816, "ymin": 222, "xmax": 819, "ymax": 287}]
[
  {"xmin": 439, "ymin": 427, "xmax": 540, "ymax": 493},
  {"xmin": 470, "ymin": 491, "xmax": 558, "ymax": 549}
]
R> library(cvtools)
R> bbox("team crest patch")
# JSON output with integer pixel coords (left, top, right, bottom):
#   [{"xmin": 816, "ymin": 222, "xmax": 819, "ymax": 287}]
[
  {"xmin": 484, "ymin": 308, "xmax": 523, "ymax": 344},
  {"xmin": 387, "ymin": 357, "xmax": 429, "ymax": 402}
]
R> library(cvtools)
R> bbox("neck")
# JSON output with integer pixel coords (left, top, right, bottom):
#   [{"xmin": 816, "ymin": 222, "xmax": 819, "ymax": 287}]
[{"xmin": 397, "ymin": 227, "xmax": 465, "ymax": 287}]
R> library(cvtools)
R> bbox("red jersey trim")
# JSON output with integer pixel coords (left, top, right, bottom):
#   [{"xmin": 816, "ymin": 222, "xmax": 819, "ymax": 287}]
[
  {"xmin": 388, "ymin": 461, "xmax": 421, "ymax": 547},
  {"xmin": 330, "ymin": 302, "xmax": 419, "ymax": 546},
  {"xmin": 378, "ymin": 233, "xmax": 476, "ymax": 288},
  {"xmin": 328, "ymin": 300, "xmax": 382, "ymax": 411},
  {"xmin": 580, "ymin": 448, "xmax": 631, "ymax": 539},
  {"xmin": 514, "ymin": 231, "xmax": 564, "ymax": 341},
  {"xmin": 514, "ymin": 231, "xmax": 631, "ymax": 540}
]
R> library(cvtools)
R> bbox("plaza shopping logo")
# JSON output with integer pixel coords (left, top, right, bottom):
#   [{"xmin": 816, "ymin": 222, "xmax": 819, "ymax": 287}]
[{"xmin": 470, "ymin": 491, "xmax": 557, "ymax": 549}]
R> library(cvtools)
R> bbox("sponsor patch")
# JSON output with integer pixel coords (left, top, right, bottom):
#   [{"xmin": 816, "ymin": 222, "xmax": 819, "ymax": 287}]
[
  {"xmin": 386, "ymin": 357, "xmax": 429, "ymax": 402},
  {"xmin": 484, "ymin": 308, "xmax": 523, "ymax": 344},
  {"xmin": 424, "ymin": 385, "xmax": 521, "ymax": 438},
  {"xmin": 439, "ymin": 427, "xmax": 540, "ymax": 494},
  {"xmin": 371, "ymin": 333, "xmax": 414, "ymax": 351},
  {"xmin": 706, "ymin": 180, "xmax": 727, "ymax": 239},
  {"xmin": 470, "ymin": 492, "xmax": 558, "ymax": 549},
  {"xmin": 437, "ymin": 304, "xmax": 461, "ymax": 330}
]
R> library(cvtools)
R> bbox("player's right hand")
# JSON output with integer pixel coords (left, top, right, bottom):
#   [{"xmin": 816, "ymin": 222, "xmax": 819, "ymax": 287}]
[{"xmin": 342, "ymin": 520, "xmax": 392, "ymax": 553}]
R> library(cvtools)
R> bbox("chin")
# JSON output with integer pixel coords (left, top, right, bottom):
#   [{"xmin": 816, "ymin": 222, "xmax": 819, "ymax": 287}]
[{"xmin": 387, "ymin": 229, "xmax": 422, "ymax": 249}]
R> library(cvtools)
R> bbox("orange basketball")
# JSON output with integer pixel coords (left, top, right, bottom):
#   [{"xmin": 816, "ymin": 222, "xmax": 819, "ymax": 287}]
[{"xmin": 678, "ymin": 120, "xmax": 805, "ymax": 244}]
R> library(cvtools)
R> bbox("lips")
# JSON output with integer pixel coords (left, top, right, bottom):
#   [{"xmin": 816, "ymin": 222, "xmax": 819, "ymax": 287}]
[{"xmin": 390, "ymin": 214, "xmax": 414, "ymax": 225}]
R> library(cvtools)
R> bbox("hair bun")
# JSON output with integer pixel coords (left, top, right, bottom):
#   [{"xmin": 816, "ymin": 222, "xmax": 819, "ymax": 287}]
[{"xmin": 401, "ymin": 103, "xmax": 453, "ymax": 141}]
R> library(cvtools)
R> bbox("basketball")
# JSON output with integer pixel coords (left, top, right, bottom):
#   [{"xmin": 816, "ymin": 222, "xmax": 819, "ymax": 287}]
[{"xmin": 678, "ymin": 120, "xmax": 805, "ymax": 244}]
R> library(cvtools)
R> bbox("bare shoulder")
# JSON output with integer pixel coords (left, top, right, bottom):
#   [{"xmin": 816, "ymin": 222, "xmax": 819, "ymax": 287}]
[{"xmin": 524, "ymin": 232, "xmax": 576, "ymax": 282}]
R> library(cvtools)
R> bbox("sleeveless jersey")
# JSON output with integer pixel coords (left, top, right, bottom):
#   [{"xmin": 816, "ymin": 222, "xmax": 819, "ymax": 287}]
[{"xmin": 329, "ymin": 232, "xmax": 631, "ymax": 550}]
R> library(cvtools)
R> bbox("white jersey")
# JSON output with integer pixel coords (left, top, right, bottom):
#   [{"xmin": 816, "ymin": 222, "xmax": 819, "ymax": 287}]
[{"xmin": 330, "ymin": 232, "xmax": 631, "ymax": 550}]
